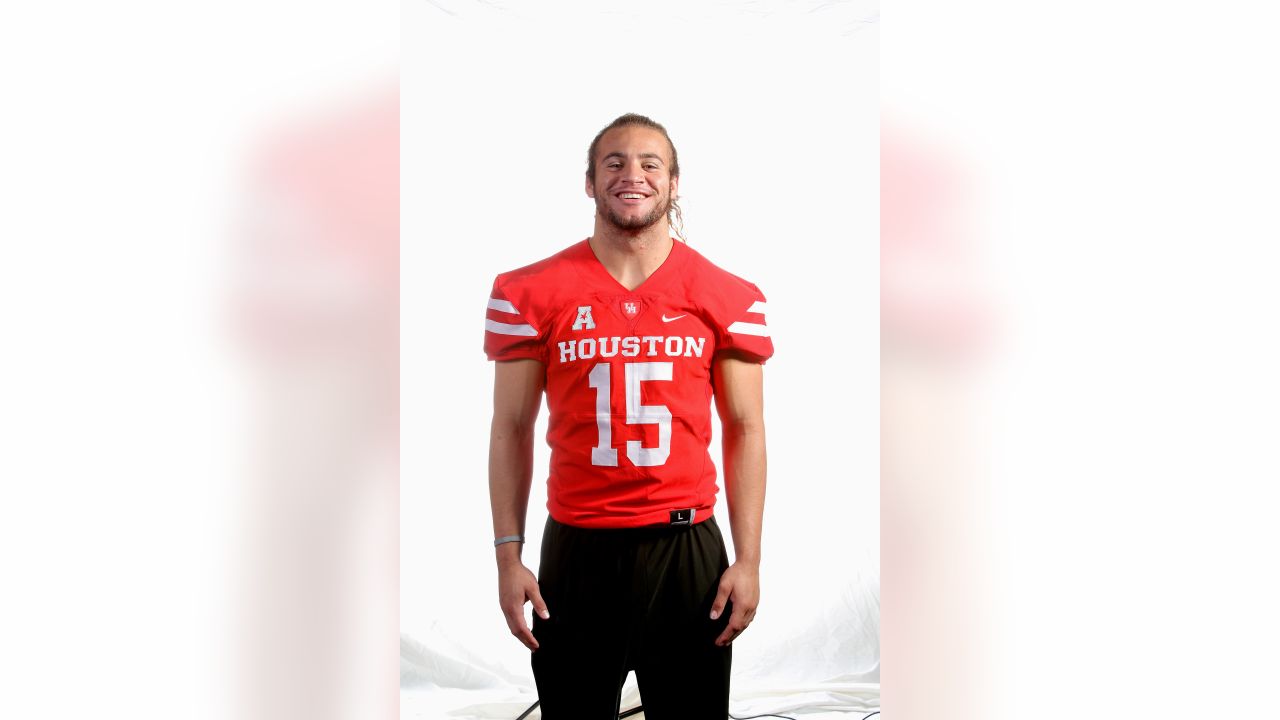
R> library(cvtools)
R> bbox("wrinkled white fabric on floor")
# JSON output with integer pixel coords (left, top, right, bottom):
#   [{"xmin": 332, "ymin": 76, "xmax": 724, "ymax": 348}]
[{"xmin": 402, "ymin": 581, "xmax": 879, "ymax": 720}]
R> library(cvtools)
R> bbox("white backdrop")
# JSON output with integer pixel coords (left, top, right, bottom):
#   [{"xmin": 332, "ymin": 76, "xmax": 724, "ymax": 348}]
[
  {"xmin": 402, "ymin": 1, "xmax": 879, "ymax": 715},
  {"xmin": 10, "ymin": 2, "xmax": 1280, "ymax": 720}
]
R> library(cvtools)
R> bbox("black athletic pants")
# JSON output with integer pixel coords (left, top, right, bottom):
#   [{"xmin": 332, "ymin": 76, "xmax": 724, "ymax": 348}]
[{"xmin": 531, "ymin": 515, "xmax": 733, "ymax": 719}]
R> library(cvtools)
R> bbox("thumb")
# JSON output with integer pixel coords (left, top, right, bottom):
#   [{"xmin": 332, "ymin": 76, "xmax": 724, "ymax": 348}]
[
  {"xmin": 529, "ymin": 583, "xmax": 551, "ymax": 620},
  {"xmin": 709, "ymin": 580, "xmax": 732, "ymax": 620}
]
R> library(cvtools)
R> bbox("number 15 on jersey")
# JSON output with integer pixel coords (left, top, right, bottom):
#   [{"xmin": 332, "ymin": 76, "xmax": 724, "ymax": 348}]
[{"xmin": 586, "ymin": 361, "xmax": 673, "ymax": 468}]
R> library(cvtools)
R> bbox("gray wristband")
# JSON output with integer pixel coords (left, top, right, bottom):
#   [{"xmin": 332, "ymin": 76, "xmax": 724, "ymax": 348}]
[{"xmin": 494, "ymin": 535, "xmax": 525, "ymax": 547}]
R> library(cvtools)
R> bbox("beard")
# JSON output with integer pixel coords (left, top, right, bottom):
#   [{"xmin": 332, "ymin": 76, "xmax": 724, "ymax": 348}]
[{"xmin": 596, "ymin": 191, "xmax": 673, "ymax": 233}]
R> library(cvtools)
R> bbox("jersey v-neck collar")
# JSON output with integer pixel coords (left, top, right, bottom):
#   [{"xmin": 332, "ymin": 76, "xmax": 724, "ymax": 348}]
[{"xmin": 572, "ymin": 237, "xmax": 686, "ymax": 296}]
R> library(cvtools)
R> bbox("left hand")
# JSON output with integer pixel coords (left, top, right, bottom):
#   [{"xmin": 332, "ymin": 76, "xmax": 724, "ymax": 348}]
[{"xmin": 710, "ymin": 561, "xmax": 759, "ymax": 646}]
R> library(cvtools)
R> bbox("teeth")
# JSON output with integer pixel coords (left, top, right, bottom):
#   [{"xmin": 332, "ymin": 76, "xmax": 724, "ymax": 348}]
[{"xmin": 620, "ymin": 193, "xmax": 644, "ymax": 199}]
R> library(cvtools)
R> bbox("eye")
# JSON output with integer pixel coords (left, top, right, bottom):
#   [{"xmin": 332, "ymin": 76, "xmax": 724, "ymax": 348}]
[{"xmin": 644, "ymin": 164, "xmax": 659, "ymax": 171}]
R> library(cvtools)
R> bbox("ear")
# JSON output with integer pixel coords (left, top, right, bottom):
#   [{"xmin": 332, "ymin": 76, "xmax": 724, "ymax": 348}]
[
  {"xmin": 670, "ymin": 175, "xmax": 679, "ymax": 199},
  {"xmin": 585, "ymin": 174, "xmax": 595, "ymax": 199}
]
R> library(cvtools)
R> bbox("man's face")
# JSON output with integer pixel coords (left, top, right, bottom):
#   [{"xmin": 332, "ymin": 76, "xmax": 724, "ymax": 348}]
[{"xmin": 586, "ymin": 125, "xmax": 679, "ymax": 233}]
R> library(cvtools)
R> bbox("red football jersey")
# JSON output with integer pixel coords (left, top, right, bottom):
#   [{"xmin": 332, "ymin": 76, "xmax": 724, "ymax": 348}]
[{"xmin": 485, "ymin": 239, "xmax": 773, "ymax": 528}]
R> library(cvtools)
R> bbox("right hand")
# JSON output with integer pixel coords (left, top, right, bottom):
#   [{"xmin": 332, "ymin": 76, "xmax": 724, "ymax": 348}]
[{"xmin": 498, "ymin": 561, "xmax": 550, "ymax": 651}]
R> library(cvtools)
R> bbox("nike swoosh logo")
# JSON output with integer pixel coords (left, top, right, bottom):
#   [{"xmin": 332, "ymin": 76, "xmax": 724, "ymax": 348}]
[{"xmin": 662, "ymin": 314, "xmax": 687, "ymax": 322}]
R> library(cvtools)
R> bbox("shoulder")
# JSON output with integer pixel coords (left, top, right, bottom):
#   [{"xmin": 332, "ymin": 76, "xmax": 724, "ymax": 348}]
[
  {"xmin": 677, "ymin": 243, "xmax": 773, "ymax": 359},
  {"xmin": 676, "ymin": 243, "xmax": 767, "ymax": 310},
  {"xmin": 485, "ymin": 241, "xmax": 586, "ymax": 359},
  {"xmin": 686, "ymin": 242, "xmax": 762, "ymax": 289},
  {"xmin": 494, "ymin": 238, "xmax": 586, "ymax": 283},
  {"xmin": 490, "ymin": 240, "xmax": 590, "ymax": 316}
]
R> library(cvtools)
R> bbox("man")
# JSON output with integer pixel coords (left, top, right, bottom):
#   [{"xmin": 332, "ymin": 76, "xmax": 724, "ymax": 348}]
[{"xmin": 484, "ymin": 113, "xmax": 772, "ymax": 719}]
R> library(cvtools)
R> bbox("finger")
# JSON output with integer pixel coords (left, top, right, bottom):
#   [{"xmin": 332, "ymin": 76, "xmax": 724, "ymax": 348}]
[
  {"xmin": 715, "ymin": 605, "xmax": 752, "ymax": 646},
  {"xmin": 529, "ymin": 584, "xmax": 551, "ymax": 621},
  {"xmin": 709, "ymin": 581, "xmax": 732, "ymax": 620},
  {"xmin": 503, "ymin": 606, "xmax": 541, "ymax": 651},
  {"xmin": 715, "ymin": 621, "xmax": 745, "ymax": 646},
  {"xmin": 509, "ymin": 616, "xmax": 540, "ymax": 651},
  {"xmin": 513, "ymin": 621, "xmax": 540, "ymax": 651}
]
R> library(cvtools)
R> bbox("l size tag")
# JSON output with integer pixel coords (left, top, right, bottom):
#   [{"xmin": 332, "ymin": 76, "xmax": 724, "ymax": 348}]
[{"xmin": 669, "ymin": 508, "xmax": 696, "ymax": 526}]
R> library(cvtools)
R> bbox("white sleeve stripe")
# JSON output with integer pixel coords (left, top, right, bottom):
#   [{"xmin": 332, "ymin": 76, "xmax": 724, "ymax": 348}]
[
  {"xmin": 487, "ymin": 298, "xmax": 519, "ymax": 314},
  {"xmin": 747, "ymin": 300, "xmax": 767, "ymax": 314},
  {"xmin": 485, "ymin": 319, "xmax": 538, "ymax": 337},
  {"xmin": 727, "ymin": 321, "xmax": 771, "ymax": 337}
]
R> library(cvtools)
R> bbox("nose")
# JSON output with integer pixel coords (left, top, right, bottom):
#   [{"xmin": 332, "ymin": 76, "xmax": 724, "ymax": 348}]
[{"xmin": 625, "ymin": 161, "xmax": 646, "ymax": 183}]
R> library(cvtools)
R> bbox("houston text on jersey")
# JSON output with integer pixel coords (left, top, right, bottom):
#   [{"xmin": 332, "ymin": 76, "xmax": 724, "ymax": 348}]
[{"xmin": 556, "ymin": 335, "xmax": 706, "ymax": 364}]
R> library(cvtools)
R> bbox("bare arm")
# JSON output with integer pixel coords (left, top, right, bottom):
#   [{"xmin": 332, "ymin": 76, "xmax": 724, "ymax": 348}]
[
  {"xmin": 709, "ymin": 355, "xmax": 767, "ymax": 646},
  {"xmin": 489, "ymin": 359, "xmax": 549, "ymax": 650}
]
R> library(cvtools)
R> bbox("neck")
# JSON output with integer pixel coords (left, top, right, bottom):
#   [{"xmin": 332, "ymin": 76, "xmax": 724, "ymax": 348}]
[
  {"xmin": 588, "ymin": 219, "xmax": 675, "ymax": 291},
  {"xmin": 591, "ymin": 215, "xmax": 673, "ymax": 252}
]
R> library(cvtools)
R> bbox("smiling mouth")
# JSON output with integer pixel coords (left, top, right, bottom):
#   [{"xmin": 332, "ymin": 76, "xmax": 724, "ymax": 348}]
[{"xmin": 617, "ymin": 193, "xmax": 647, "ymax": 200}]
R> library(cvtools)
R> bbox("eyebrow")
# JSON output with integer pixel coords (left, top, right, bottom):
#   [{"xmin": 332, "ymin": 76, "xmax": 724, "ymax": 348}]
[{"xmin": 602, "ymin": 152, "xmax": 665, "ymax": 164}]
